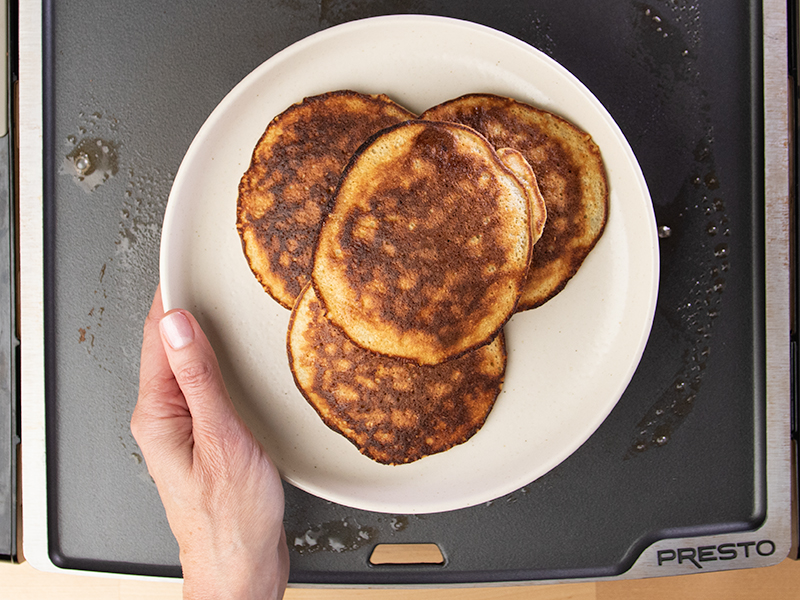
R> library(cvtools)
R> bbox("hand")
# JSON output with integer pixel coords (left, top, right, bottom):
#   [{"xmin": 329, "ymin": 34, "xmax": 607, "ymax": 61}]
[{"xmin": 131, "ymin": 285, "xmax": 289, "ymax": 599}]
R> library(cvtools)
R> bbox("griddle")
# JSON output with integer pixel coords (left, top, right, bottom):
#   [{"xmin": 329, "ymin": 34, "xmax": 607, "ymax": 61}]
[{"xmin": 24, "ymin": 0, "xmax": 790, "ymax": 585}]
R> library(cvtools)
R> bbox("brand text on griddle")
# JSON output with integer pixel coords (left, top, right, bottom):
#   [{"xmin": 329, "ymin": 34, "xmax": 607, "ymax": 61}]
[{"xmin": 657, "ymin": 540, "xmax": 776, "ymax": 568}]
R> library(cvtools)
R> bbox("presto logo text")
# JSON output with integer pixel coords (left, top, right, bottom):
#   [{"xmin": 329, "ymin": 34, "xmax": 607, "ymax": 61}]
[{"xmin": 656, "ymin": 540, "xmax": 776, "ymax": 569}]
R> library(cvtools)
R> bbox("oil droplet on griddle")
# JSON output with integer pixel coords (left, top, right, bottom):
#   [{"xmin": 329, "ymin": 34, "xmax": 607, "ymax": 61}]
[
  {"xmin": 288, "ymin": 517, "xmax": 377, "ymax": 555},
  {"xmin": 63, "ymin": 137, "xmax": 119, "ymax": 192},
  {"xmin": 628, "ymin": 130, "xmax": 730, "ymax": 457},
  {"xmin": 74, "ymin": 153, "xmax": 90, "ymax": 172},
  {"xmin": 390, "ymin": 516, "xmax": 408, "ymax": 532}
]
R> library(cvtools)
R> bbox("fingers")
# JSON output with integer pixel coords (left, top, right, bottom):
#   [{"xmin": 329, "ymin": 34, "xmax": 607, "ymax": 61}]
[
  {"xmin": 133, "ymin": 285, "xmax": 183, "ymax": 437},
  {"xmin": 132, "ymin": 285, "xmax": 195, "ymax": 475},
  {"xmin": 158, "ymin": 308, "xmax": 241, "ymax": 444},
  {"xmin": 133, "ymin": 285, "xmax": 248, "ymax": 478}
]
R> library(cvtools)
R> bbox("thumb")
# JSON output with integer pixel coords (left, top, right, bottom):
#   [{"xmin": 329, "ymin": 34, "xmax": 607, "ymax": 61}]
[{"xmin": 159, "ymin": 310, "xmax": 239, "ymax": 442}]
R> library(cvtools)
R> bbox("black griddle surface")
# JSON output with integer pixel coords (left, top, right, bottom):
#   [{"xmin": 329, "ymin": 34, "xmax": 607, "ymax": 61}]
[{"xmin": 43, "ymin": 0, "xmax": 765, "ymax": 583}]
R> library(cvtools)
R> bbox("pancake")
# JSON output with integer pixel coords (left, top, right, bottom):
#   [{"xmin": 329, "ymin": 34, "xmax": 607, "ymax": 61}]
[
  {"xmin": 237, "ymin": 90, "xmax": 416, "ymax": 309},
  {"xmin": 421, "ymin": 94, "xmax": 608, "ymax": 311},
  {"xmin": 288, "ymin": 283, "xmax": 506, "ymax": 465},
  {"xmin": 497, "ymin": 147, "xmax": 547, "ymax": 247},
  {"xmin": 312, "ymin": 120, "xmax": 532, "ymax": 365}
]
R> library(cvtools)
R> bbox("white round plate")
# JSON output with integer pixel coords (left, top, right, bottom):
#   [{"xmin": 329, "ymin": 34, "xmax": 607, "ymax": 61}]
[{"xmin": 160, "ymin": 15, "xmax": 659, "ymax": 514}]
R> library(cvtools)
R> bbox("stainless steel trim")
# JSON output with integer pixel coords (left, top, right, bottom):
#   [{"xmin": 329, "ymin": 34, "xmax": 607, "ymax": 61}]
[{"xmin": 19, "ymin": 0, "xmax": 49, "ymax": 572}]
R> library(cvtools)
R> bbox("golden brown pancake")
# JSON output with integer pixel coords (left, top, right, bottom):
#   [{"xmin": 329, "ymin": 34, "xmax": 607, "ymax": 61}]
[
  {"xmin": 312, "ymin": 120, "xmax": 532, "ymax": 366},
  {"xmin": 237, "ymin": 90, "xmax": 416, "ymax": 309},
  {"xmin": 288, "ymin": 283, "xmax": 506, "ymax": 465},
  {"xmin": 421, "ymin": 94, "xmax": 608, "ymax": 310},
  {"xmin": 496, "ymin": 147, "xmax": 547, "ymax": 247}
]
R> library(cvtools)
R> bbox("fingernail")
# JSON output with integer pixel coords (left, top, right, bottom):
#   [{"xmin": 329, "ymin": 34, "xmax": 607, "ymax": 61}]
[{"xmin": 160, "ymin": 311, "xmax": 194, "ymax": 350}]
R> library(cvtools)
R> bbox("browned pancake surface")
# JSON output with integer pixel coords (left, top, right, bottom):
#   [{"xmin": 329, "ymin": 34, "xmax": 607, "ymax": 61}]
[
  {"xmin": 288, "ymin": 284, "xmax": 506, "ymax": 465},
  {"xmin": 312, "ymin": 120, "xmax": 532, "ymax": 365},
  {"xmin": 237, "ymin": 90, "xmax": 416, "ymax": 309},
  {"xmin": 421, "ymin": 94, "xmax": 608, "ymax": 310}
]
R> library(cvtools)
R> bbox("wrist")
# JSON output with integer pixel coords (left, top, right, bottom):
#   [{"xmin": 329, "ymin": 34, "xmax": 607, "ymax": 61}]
[{"xmin": 181, "ymin": 537, "xmax": 289, "ymax": 600}]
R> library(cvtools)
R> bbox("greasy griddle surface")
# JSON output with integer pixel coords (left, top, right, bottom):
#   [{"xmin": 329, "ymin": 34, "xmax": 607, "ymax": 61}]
[{"xmin": 43, "ymin": 0, "xmax": 763, "ymax": 584}]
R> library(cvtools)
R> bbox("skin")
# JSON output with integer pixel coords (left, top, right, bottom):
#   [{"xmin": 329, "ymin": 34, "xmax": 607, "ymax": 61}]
[{"xmin": 131, "ymin": 286, "xmax": 289, "ymax": 599}]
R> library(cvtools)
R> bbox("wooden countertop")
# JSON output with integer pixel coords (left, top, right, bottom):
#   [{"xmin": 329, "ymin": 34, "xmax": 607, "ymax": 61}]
[{"xmin": 3, "ymin": 557, "xmax": 800, "ymax": 599}]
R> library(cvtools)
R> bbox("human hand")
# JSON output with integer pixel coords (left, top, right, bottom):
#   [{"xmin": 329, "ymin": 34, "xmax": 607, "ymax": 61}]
[{"xmin": 132, "ymin": 285, "xmax": 289, "ymax": 599}]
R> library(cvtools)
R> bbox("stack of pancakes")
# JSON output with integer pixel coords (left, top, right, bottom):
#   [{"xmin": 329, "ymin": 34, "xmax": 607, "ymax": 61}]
[{"xmin": 237, "ymin": 90, "xmax": 608, "ymax": 465}]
